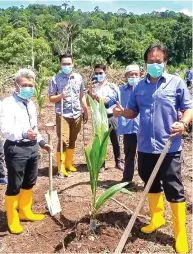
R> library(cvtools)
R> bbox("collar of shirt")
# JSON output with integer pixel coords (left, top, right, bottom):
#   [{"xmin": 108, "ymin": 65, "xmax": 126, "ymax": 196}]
[
  {"xmin": 123, "ymin": 83, "xmax": 133, "ymax": 90},
  {"xmin": 145, "ymin": 71, "xmax": 168, "ymax": 84},
  {"xmin": 59, "ymin": 71, "xmax": 75, "ymax": 79},
  {"xmin": 13, "ymin": 92, "xmax": 29, "ymax": 105}
]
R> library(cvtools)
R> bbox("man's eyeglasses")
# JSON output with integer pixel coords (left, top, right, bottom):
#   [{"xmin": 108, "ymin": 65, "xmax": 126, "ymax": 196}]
[{"xmin": 95, "ymin": 72, "xmax": 103, "ymax": 75}]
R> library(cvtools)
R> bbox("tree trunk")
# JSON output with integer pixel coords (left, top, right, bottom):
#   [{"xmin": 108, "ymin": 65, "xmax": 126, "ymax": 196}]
[{"xmin": 70, "ymin": 36, "xmax": 73, "ymax": 54}]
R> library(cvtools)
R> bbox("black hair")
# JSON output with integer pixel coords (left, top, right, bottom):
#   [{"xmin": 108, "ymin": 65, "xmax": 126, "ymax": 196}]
[
  {"xmin": 59, "ymin": 53, "xmax": 73, "ymax": 63},
  {"xmin": 144, "ymin": 44, "xmax": 168, "ymax": 62},
  {"xmin": 94, "ymin": 64, "xmax": 106, "ymax": 71}
]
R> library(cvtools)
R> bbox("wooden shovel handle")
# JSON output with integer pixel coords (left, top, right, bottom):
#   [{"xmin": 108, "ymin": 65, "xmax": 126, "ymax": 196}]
[
  {"xmin": 48, "ymin": 133, "xmax": 53, "ymax": 194},
  {"xmin": 60, "ymin": 98, "xmax": 63, "ymax": 173}
]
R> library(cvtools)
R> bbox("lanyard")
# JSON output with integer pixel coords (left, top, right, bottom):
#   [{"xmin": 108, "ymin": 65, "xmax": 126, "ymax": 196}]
[{"xmin": 22, "ymin": 101, "xmax": 32, "ymax": 128}]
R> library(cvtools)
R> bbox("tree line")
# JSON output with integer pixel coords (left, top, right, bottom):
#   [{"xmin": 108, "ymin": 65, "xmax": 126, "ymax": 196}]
[{"xmin": 0, "ymin": 3, "xmax": 192, "ymax": 75}]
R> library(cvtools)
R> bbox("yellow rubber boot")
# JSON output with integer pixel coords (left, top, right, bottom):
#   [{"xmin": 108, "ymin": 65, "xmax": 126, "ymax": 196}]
[
  {"xmin": 18, "ymin": 189, "xmax": 45, "ymax": 221},
  {"xmin": 141, "ymin": 193, "xmax": 166, "ymax": 234},
  {"xmin": 65, "ymin": 149, "xmax": 77, "ymax": 172},
  {"xmin": 56, "ymin": 152, "xmax": 68, "ymax": 177},
  {"xmin": 5, "ymin": 195, "xmax": 23, "ymax": 234},
  {"xmin": 170, "ymin": 202, "xmax": 189, "ymax": 253}
]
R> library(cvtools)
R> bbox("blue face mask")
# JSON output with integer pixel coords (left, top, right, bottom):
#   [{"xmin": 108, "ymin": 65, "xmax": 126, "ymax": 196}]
[
  {"xmin": 18, "ymin": 87, "xmax": 35, "ymax": 100},
  {"xmin": 95, "ymin": 74, "xmax": 105, "ymax": 82},
  {"xmin": 62, "ymin": 66, "xmax": 72, "ymax": 75},
  {"xmin": 128, "ymin": 77, "xmax": 140, "ymax": 86},
  {"xmin": 147, "ymin": 63, "xmax": 164, "ymax": 78}
]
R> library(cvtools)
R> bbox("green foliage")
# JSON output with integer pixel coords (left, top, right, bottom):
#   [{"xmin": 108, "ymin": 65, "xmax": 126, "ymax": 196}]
[
  {"xmin": 74, "ymin": 28, "xmax": 116, "ymax": 66},
  {"xmin": 167, "ymin": 65, "xmax": 176, "ymax": 74},
  {"xmin": 0, "ymin": 4, "xmax": 191, "ymax": 70},
  {"xmin": 179, "ymin": 64, "xmax": 188, "ymax": 71},
  {"xmin": 85, "ymin": 96, "xmax": 128, "ymax": 223},
  {"xmin": 95, "ymin": 182, "xmax": 129, "ymax": 212},
  {"xmin": 34, "ymin": 71, "xmax": 49, "ymax": 115}
]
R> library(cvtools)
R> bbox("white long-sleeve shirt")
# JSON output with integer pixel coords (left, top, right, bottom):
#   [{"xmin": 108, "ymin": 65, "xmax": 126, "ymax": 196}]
[
  {"xmin": 93, "ymin": 81, "xmax": 118, "ymax": 114},
  {"xmin": 0, "ymin": 93, "xmax": 44, "ymax": 145}
]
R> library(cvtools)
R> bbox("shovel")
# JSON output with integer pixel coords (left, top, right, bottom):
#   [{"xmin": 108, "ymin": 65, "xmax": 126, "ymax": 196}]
[
  {"xmin": 59, "ymin": 97, "xmax": 64, "ymax": 177},
  {"xmin": 45, "ymin": 123, "xmax": 62, "ymax": 216},
  {"xmin": 115, "ymin": 137, "xmax": 173, "ymax": 253}
]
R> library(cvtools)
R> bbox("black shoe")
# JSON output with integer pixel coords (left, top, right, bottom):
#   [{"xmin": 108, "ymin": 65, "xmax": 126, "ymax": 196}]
[{"xmin": 116, "ymin": 161, "xmax": 124, "ymax": 170}]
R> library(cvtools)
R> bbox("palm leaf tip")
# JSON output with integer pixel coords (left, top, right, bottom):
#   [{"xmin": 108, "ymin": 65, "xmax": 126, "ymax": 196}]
[{"xmin": 95, "ymin": 182, "xmax": 129, "ymax": 211}]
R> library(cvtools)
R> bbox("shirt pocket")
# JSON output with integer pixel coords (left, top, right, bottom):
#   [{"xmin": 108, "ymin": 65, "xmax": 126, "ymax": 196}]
[
  {"xmin": 158, "ymin": 89, "xmax": 176, "ymax": 104},
  {"xmin": 135, "ymin": 90, "xmax": 150, "ymax": 107}
]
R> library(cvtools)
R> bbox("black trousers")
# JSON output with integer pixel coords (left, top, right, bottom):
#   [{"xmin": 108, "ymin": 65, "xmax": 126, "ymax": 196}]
[
  {"xmin": 0, "ymin": 139, "xmax": 5, "ymax": 178},
  {"xmin": 4, "ymin": 140, "xmax": 39, "ymax": 196},
  {"xmin": 186, "ymin": 80, "xmax": 192, "ymax": 87},
  {"xmin": 108, "ymin": 115, "xmax": 121, "ymax": 164},
  {"xmin": 138, "ymin": 151, "xmax": 185, "ymax": 203},
  {"xmin": 123, "ymin": 133, "xmax": 137, "ymax": 182}
]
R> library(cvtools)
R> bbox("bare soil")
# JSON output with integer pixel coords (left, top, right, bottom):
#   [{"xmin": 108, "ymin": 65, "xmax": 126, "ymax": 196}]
[{"xmin": 0, "ymin": 100, "xmax": 192, "ymax": 253}]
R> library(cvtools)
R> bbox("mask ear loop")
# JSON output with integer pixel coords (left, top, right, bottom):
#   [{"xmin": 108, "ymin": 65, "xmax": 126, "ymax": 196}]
[{"xmin": 15, "ymin": 82, "xmax": 21, "ymax": 95}]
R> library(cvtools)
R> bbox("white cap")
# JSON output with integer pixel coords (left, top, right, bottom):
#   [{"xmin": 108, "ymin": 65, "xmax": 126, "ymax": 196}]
[{"xmin": 125, "ymin": 64, "xmax": 140, "ymax": 73}]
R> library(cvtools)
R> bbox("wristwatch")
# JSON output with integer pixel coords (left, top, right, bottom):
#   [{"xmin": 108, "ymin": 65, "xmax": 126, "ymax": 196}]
[{"xmin": 179, "ymin": 120, "xmax": 188, "ymax": 130}]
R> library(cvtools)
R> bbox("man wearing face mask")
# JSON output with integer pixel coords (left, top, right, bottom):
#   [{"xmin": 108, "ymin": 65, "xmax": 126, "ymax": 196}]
[
  {"xmin": 107, "ymin": 64, "xmax": 140, "ymax": 188},
  {"xmin": 88, "ymin": 64, "xmax": 124, "ymax": 171},
  {"xmin": 113, "ymin": 44, "xmax": 192, "ymax": 253},
  {"xmin": 0, "ymin": 68, "xmax": 51, "ymax": 234},
  {"xmin": 48, "ymin": 54, "xmax": 88, "ymax": 177}
]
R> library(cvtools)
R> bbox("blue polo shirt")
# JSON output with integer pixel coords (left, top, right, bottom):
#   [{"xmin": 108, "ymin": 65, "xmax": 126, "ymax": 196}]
[
  {"xmin": 186, "ymin": 70, "xmax": 192, "ymax": 81},
  {"xmin": 117, "ymin": 84, "xmax": 139, "ymax": 135},
  {"xmin": 128, "ymin": 72, "xmax": 192, "ymax": 154}
]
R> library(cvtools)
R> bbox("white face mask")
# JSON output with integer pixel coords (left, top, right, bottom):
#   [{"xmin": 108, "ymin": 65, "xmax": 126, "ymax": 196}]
[
  {"xmin": 95, "ymin": 74, "xmax": 105, "ymax": 82},
  {"xmin": 16, "ymin": 83, "xmax": 34, "ymax": 100},
  {"xmin": 127, "ymin": 77, "xmax": 140, "ymax": 86},
  {"xmin": 61, "ymin": 66, "xmax": 72, "ymax": 74}
]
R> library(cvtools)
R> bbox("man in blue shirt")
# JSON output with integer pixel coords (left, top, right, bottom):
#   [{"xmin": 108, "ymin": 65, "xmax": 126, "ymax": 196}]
[
  {"xmin": 113, "ymin": 44, "xmax": 192, "ymax": 253},
  {"xmin": 48, "ymin": 54, "xmax": 88, "ymax": 177},
  {"xmin": 112, "ymin": 64, "xmax": 140, "ymax": 187},
  {"xmin": 185, "ymin": 66, "xmax": 192, "ymax": 87}
]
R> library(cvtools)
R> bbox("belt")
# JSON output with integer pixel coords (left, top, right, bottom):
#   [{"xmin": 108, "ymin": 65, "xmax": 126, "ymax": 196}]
[{"xmin": 6, "ymin": 140, "xmax": 37, "ymax": 147}]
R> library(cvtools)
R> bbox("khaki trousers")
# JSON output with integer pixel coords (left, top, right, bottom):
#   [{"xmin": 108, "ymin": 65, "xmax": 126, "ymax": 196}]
[{"xmin": 56, "ymin": 114, "xmax": 82, "ymax": 152}]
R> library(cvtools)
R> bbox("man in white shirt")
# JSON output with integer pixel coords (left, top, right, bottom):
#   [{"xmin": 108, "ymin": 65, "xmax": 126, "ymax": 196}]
[
  {"xmin": 1, "ymin": 68, "xmax": 51, "ymax": 234},
  {"xmin": 88, "ymin": 64, "xmax": 124, "ymax": 170}
]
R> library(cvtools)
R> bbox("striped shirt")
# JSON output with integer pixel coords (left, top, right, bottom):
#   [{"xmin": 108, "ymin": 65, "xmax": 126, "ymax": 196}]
[{"xmin": 48, "ymin": 72, "xmax": 85, "ymax": 119}]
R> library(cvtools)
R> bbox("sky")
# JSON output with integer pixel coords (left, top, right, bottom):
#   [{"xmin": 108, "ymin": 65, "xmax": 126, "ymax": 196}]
[{"xmin": 0, "ymin": 0, "xmax": 192, "ymax": 16}]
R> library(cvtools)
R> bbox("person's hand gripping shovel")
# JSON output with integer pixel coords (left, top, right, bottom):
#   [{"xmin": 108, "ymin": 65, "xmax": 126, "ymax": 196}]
[{"xmin": 45, "ymin": 123, "xmax": 62, "ymax": 216}]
